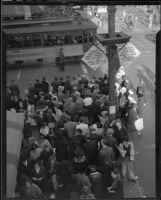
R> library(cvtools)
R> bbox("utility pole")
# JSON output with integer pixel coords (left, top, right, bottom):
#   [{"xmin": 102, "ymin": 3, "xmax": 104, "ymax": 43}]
[
  {"xmin": 107, "ymin": 5, "xmax": 117, "ymax": 122},
  {"xmin": 160, "ymin": 5, "xmax": 161, "ymax": 29},
  {"xmin": 96, "ymin": 6, "xmax": 130, "ymax": 122}
]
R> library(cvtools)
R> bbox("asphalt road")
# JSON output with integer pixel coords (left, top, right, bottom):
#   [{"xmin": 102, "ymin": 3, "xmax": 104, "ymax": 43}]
[{"xmin": 6, "ymin": 6, "xmax": 157, "ymax": 198}]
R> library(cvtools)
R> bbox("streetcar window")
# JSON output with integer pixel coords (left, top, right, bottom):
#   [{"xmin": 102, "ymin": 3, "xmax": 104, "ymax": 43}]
[
  {"xmin": 64, "ymin": 32, "xmax": 75, "ymax": 44},
  {"xmin": 47, "ymin": 34, "xmax": 55, "ymax": 46},
  {"xmin": 7, "ymin": 35, "xmax": 24, "ymax": 48},
  {"xmin": 32, "ymin": 34, "xmax": 41, "ymax": 47},
  {"xmin": 42, "ymin": 33, "xmax": 59, "ymax": 46},
  {"xmin": 72, "ymin": 31, "xmax": 83, "ymax": 44},
  {"xmin": 42, "ymin": 34, "xmax": 48, "ymax": 46},
  {"xmin": 83, "ymin": 31, "xmax": 88, "ymax": 43},
  {"xmin": 56, "ymin": 35, "xmax": 64, "ymax": 45},
  {"xmin": 89, "ymin": 31, "xmax": 94, "ymax": 43},
  {"xmin": 24, "ymin": 35, "xmax": 33, "ymax": 47}
]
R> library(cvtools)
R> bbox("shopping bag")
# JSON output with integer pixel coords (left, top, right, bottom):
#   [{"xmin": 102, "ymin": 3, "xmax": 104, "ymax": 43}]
[{"xmin": 134, "ymin": 118, "xmax": 144, "ymax": 131}]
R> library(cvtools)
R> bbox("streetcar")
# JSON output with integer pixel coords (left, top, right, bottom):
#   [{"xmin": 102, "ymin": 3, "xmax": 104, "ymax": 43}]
[{"xmin": 2, "ymin": 18, "xmax": 97, "ymax": 67}]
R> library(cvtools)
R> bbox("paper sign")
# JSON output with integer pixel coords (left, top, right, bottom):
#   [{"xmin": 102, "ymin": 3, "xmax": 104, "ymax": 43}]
[
  {"xmin": 109, "ymin": 105, "xmax": 116, "ymax": 114},
  {"xmin": 81, "ymin": 45, "xmax": 107, "ymax": 71},
  {"xmin": 119, "ymin": 42, "xmax": 141, "ymax": 67}
]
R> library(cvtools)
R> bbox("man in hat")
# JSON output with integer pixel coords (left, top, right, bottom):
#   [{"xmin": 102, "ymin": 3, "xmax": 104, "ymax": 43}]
[
  {"xmin": 41, "ymin": 77, "xmax": 49, "ymax": 94},
  {"xmin": 136, "ymin": 79, "xmax": 147, "ymax": 106},
  {"xmin": 112, "ymin": 119, "xmax": 128, "ymax": 145},
  {"xmin": 83, "ymin": 132, "xmax": 99, "ymax": 166},
  {"xmin": 103, "ymin": 128, "xmax": 117, "ymax": 150},
  {"xmin": 34, "ymin": 79, "xmax": 42, "ymax": 93},
  {"xmin": 9, "ymin": 79, "xmax": 20, "ymax": 97},
  {"xmin": 64, "ymin": 119, "xmax": 77, "ymax": 139},
  {"xmin": 98, "ymin": 139, "xmax": 115, "ymax": 188},
  {"xmin": 59, "ymin": 48, "xmax": 65, "ymax": 71}
]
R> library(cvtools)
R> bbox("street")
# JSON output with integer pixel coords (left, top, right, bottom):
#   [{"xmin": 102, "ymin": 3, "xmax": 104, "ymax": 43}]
[{"xmin": 6, "ymin": 6, "xmax": 157, "ymax": 198}]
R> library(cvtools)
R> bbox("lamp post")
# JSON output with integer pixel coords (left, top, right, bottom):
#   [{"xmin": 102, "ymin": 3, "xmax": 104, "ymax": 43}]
[{"xmin": 96, "ymin": 5, "xmax": 131, "ymax": 122}]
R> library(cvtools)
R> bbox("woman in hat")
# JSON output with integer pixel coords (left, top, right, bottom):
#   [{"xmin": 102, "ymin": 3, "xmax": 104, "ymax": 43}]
[
  {"xmin": 119, "ymin": 136, "xmax": 138, "ymax": 182},
  {"xmin": 103, "ymin": 128, "xmax": 117, "ymax": 150},
  {"xmin": 136, "ymin": 79, "xmax": 147, "ymax": 106},
  {"xmin": 127, "ymin": 103, "xmax": 141, "ymax": 135},
  {"xmin": 118, "ymin": 87, "xmax": 128, "ymax": 121}
]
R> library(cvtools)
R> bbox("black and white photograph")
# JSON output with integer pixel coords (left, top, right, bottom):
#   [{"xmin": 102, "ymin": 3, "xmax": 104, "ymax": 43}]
[{"xmin": 1, "ymin": 2, "xmax": 160, "ymax": 200}]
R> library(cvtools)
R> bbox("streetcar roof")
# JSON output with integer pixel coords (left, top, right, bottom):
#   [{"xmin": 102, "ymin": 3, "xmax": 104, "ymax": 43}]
[
  {"xmin": 2, "ymin": 18, "xmax": 73, "ymax": 27},
  {"xmin": 3, "ymin": 21, "xmax": 97, "ymax": 35}
]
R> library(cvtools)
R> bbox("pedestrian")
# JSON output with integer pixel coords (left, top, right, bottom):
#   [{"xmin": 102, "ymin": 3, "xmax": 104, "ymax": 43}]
[
  {"xmin": 98, "ymin": 139, "xmax": 115, "ymax": 188},
  {"xmin": 103, "ymin": 128, "xmax": 117, "ymax": 151},
  {"xmin": 134, "ymin": 16, "xmax": 138, "ymax": 29},
  {"xmin": 88, "ymin": 165, "xmax": 103, "ymax": 198},
  {"xmin": 149, "ymin": 14, "xmax": 153, "ymax": 28},
  {"xmin": 15, "ymin": 177, "xmax": 43, "ymax": 198},
  {"xmin": 83, "ymin": 133, "xmax": 99, "ymax": 166},
  {"xmin": 127, "ymin": 103, "xmax": 141, "ymax": 136},
  {"xmin": 123, "ymin": 10, "xmax": 126, "ymax": 22},
  {"xmin": 107, "ymin": 167, "xmax": 122, "ymax": 194},
  {"xmin": 136, "ymin": 79, "xmax": 147, "ymax": 106},
  {"xmin": 59, "ymin": 48, "xmax": 65, "ymax": 71},
  {"xmin": 137, "ymin": 96, "xmax": 145, "ymax": 118},
  {"xmin": 118, "ymin": 136, "xmax": 138, "ymax": 182}
]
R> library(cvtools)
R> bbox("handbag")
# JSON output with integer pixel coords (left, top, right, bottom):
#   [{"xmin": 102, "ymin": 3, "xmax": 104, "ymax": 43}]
[{"xmin": 134, "ymin": 118, "xmax": 144, "ymax": 131}]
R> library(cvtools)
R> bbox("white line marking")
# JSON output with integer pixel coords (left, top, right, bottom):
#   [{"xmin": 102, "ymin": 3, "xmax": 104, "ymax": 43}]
[
  {"xmin": 139, "ymin": 54, "xmax": 155, "ymax": 57},
  {"xmin": 130, "ymin": 28, "xmax": 159, "ymax": 32},
  {"xmin": 136, "ymin": 181, "xmax": 146, "ymax": 198},
  {"xmin": 143, "ymin": 51, "xmax": 152, "ymax": 53},
  {"xmin": 17, "ymin": 69, "xmax": 22, "ymax": 80}
]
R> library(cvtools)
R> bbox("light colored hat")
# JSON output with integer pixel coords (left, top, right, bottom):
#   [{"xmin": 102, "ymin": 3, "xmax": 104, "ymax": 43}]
[
  {"xmin": 115, "ymin": 82, "xmax": 120, "ymax": 88},
  {"xmin": 128, "ymin": 89, "xmax": 134, "ymax": 95},
  {"xmin": 91, "ymin": 124, "xmax": 98, "ymax": 130},
  {"xmin": 140, "ymin": 79, "xmax": 145, "ymax": 86},
  {"xmin": 120, "ymin": 66, "xmax": 125, "ymax": 70},
  {"xmin": 58, "ymin": 86, "xmax": 64, "ymax": 91},
  {"xmin": 75, "ymin": 91, "xmax": 81, "ymax": 96},
  {"xmin": 73, "ymin": 86, "xmax": 78, "ymax": 91},
  {"xmin": 128, "ymin": 95, "xmax": 137, "ymax": 104},
  {"xmin": 120, "ymin": 87, "xmax": 127, "ymax": 94}
]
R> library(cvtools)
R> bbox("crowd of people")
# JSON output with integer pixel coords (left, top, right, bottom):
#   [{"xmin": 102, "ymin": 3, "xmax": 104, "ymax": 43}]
[{"xmin": 6, "ymin": 66, "xmax": 146, "ymax": 199}]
